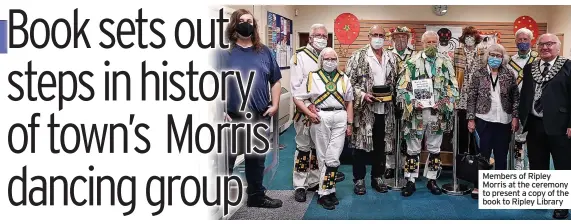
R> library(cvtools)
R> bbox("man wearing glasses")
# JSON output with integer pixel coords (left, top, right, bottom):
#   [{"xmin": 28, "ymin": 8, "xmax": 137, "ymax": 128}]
[
  {"xmin": 345, "ymin": 25, "xmax": 398, "ymax": 195},
  {"xmin": 519, "ymin": 33, "xmax": 571, "ymax": 219},
  {"xmin": 397, "ymin": 31, "xmax": 459, "ymax": 197},
  {"xmin": 291, "ymin": 24, "xmax": 346, "ymax": 203},
  {"xmin": 507, "ymin": 28, "xmax": 539, "ymax": 170}
]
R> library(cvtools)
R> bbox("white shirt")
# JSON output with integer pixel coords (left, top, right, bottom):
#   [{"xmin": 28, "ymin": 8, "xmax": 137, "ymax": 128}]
[
  {"xmin": 531, "ymin": 57, "xmax": 558, "ymax": 117},
  {"xmin": 366, "ymin": 47, "xmax": 390, "ymax": 114},
  {"xmin": 476, "ymin": 66, "xmax": 511, "ymax": 124},
  {"xmin": 290, "ymin": 45, "xmax": 319, "ymax": 97},
  {"xmin": 508, "ymin": 51, "xmax": 534, "ymax": 90},
  {"xmin": 296, "ymin": 70, "xmax": 354, "ymax": 109}
]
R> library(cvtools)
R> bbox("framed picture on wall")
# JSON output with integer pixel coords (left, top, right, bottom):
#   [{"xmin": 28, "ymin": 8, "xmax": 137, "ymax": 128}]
[{"xmin": 267, "ymin": 11, "xmax": 293, "ymax": 69}]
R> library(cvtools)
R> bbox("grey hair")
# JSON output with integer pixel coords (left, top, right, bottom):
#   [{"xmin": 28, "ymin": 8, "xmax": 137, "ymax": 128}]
[
  {"xmin": 317, "ymin": 47, "xmax": 338, "ymax": 70},
  {"xmin": 537, "ymin": 33, "xmax": 561, "ymax": 48},
  {"xmin": 310, "ymin": 24, "xmax": 327, "ymax": 37},
  {"xmin": 515, "ymin": 28, "xmax": 534, "ymax": 40},
  {"xmin": 421, "ymin": 31, "xmax": 438, "ymax": 43},
  {"xmin": 484, "ymin": 44, "xmax": 510, "ymax": 67}
]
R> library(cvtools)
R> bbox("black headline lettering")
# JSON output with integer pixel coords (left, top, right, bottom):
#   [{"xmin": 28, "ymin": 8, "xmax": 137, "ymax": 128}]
[
  {"xmin": 167, "ymin": 114, "xmax": 270, "ymax": 154},
  {"xmin": 9, "ymin": 8, "xmax": 230, "ymax": 49},
  {"xmin": 8, "ymin": 165, "xmax": 243, "ymax": 216},
  {"xmin": 99, "ymin": 9, "xmax": 165, "ymax": 49},
  {"xmin": 8, "ymin": 61, "xmax": 95, "ymax": 111},
  {"xmin": 9, "ymin": 9, "xmax": 90, "ymax": 48}
]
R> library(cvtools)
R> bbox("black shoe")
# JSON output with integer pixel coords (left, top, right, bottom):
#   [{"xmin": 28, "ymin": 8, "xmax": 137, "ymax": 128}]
[
  {"xmin": 354, "ymin": 179, "xmax": 366, "ymax": 195},
  {"xmin": 371, "ymin": 177, "xmax": 388, "ymax": 193},
  {"xmin": 317, "ymin": 195, "xmax": 335, "ymax": 210},
  {"xmin": 335, "ymin": 172, "xmax": 345, "ymax": 182},
  {"xmin": 330, "ymin": 193, "xmax": 339, "ymax": 205},
  {"xmin": 294, "ymin": 188, "xmax": 306, "ymax": 202},
  {"xmin": 307, "ymin": 185, "xmax": 319, "ymax": 192},
  {"xmin": 384, "ymin": 168, "xmax": 395, "ymax": 179},
  {"xmin": 553, "ymin": 209, "xmax": 569, "ymax": 219},
  {"xmin": 427, "ymin": 179, "xmax": 442, "ymax": 195},
  {"xmin": 247, "ymin": 195, "xmax": 283, "ymax": 208},
  {"xmin": 401, "ymin": 181, "xmax": 416, "ymax": 197}
]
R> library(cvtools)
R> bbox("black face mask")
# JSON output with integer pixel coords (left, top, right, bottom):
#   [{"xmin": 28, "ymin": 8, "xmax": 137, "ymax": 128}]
[{"xmin": 236, "ymin": 22, "xmax": 254, "ymax": 38}]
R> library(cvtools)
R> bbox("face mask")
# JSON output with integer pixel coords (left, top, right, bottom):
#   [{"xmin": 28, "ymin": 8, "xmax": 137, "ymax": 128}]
[
  {"xmin": 236, "ymin": 22, "xmax": 254, "ymax": 38},
  {"xmin": 517, "ymin": 42, "xmax": 530, "ymax": 51},
  {"xmin": 395, "ymin": 40, "xmax": 407, "ymax": 51},
  {"xmin": 488, "ymin": 57, "xmax": 502, "ymax": 68},
  {"xmin": 465, "ymin": 36, "xmax": 476, "ymax": 47},
  {"xmin": 371, "ymin": 38, "xmax": 384, "ymax": 49},
  {"xmin": 424, "ymin": 46, "xmax": 437, "ymax": 58},
  {"xmin": 313, "ymin": 38, "xmax": 327, "ymax": 50},
  {"xmin": 323, "ymin": 60, "xmax": 337, "ymax": 72}
]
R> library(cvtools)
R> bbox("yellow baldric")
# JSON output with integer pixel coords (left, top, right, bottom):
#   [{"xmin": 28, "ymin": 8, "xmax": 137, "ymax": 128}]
[
  {"xmin": 308, "ymin": 70, "xmax": 346, "ymax": 107},
  {"xmin": 293, "ymin": 46, "xmax": 318, "ymax": 65},
  {"xmin": 509, "ymin": 51, "xmax": 538, "ymax": 85}
]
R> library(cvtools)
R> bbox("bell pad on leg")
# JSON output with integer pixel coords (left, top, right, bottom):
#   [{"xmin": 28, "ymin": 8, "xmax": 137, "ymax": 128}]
[
  {"xmin": 427, "ymin": 153, "xmax": 442, "ymax": 171},
  {"xmin": 295, "ymin": 149, "xmax": 310, "ymax": 173},
  {"xmin": 404, "ymin": 154, "xmax": 419, "ymax": 173},
  {"xmin": 310, "ymin": 148, "xmax": 319, "ymax": 170},
  {"xmin": 322, "ymin": 166, "xmax": 339, "ymax": 190}
]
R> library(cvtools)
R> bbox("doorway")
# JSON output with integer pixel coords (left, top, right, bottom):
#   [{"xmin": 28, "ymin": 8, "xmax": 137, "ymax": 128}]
[{"xmin": 556, "ymin": 33, "xmax": 564, "ymax": 56}]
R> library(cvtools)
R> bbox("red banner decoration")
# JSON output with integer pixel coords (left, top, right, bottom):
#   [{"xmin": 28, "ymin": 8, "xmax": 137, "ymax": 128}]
[
  {"xmin": 514, "ymin": 16, "xmax": 539, "ymax": 45},
  {"xmin": 334, "ymin": 13, "xmax": 360, "ymax": 45}
]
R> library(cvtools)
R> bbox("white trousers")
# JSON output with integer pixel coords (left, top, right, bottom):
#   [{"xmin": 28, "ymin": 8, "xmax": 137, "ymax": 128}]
[
  {"xmin": 292, "ymin": 118, "xmax": 320, "ymax": 189},
  {"xmin": 310, "ymin": 110, "xmax": 347, "ymax": 196},
  {"xmin": 405, "ymin": 109, "xmax": 443, "ymax": 179},
  {"xmin": 386, "ymin": 154, "xmax": 406, "ymax": 169}
]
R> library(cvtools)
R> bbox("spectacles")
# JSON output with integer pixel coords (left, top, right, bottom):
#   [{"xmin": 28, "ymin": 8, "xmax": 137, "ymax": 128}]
[
  {"xmin": 312, "ymin": 34, "xmax": 328, "ymax": 39},
  {"xmin": 369, "ymin": 33, "xmax": 386, "ymax": 38},
  {"xmin": 537, "ymin": 42, "xmax": 557, "ymax": 48},
  {"xmin": 489, "ymin": 53, "xmax": 503, "ymax": 58},
  {"xmin": 323, "ymin": 58, "xmax": 337, "ymax": 61}
]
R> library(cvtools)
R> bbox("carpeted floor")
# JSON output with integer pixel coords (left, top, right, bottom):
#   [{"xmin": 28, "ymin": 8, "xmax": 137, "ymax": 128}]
[{"xmin": 229, "ymin": 127, "xmax": 564, "ymax": 220}]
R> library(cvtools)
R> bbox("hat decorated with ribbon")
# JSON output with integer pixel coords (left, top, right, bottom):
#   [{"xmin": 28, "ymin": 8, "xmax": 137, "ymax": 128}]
[{"xmin": 387, "ymin": 26, "xmax": 416, "ymax": 48}]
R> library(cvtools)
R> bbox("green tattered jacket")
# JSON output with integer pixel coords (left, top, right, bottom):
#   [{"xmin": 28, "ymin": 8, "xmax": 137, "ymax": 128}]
[{"xmin": 396, "ymin": 52, "xmax": 459, "ymax": 140}]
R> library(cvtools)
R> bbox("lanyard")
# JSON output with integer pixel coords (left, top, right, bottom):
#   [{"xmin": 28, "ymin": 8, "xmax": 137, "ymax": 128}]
[{"xmin": 490, "ymin": 73, "xmax": 499, "ymax": 91}]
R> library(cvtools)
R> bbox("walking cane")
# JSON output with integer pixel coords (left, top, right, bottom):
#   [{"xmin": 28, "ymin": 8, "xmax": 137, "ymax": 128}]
[{"xmin": 442, "ymin": 109, "xmax": 471, "ymax": 195}]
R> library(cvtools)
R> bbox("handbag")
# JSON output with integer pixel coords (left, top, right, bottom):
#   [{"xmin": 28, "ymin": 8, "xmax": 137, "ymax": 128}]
[{"xmin": 456, "ymin": 131, "xmax": 493, "ymax": 184}]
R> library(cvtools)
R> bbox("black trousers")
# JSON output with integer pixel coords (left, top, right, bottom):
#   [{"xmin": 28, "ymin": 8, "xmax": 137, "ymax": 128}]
[
  {"xmin": 526, "ymin": 115, "xmax": 571, "ymax": 170},
  {"xmin": 353, "ymin": 113, "xmax": 386, "ymax": 180},
  {"xmin": 476, "ymin": 118, "xmax": 511, "ymax": 170},
  {"xmin": 227, "ymin": 111, "xmax": 270, "ymax": 198}
]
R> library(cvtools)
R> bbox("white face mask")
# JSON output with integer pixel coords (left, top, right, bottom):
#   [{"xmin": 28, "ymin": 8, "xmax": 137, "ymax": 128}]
[
  {"xmin": 323, "ymin": 60, "xmax": 337, "ymax": 72},
  {"xmin": 465, "ymin": 36, "xmax": 476, "ymax": 47},
  {"xmin": 371, "ymin": 38, "xmax": 384, "ymax": 49},
  {"xmin": 313, "ymin": 38, "xmax": 327, "ymax": 50}
]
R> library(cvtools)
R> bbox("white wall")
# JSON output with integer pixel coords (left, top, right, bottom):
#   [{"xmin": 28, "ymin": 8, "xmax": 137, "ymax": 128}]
[
  {"xmin": 548, "ymin": 5, "xmax": 571, "ymax": 57},
  {"xmin": 294, "ymin": 5, "xmax": 551, "ymax": 38}
]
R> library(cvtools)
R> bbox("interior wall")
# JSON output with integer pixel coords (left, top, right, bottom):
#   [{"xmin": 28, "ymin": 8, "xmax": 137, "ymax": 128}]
[
  {"xmin": 548, "ymin": 5, "xmax": 571, "ymax": 57},
  {"xmin": 294, "ymin": 5, "xmax": 551, "ymax": 42}
]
